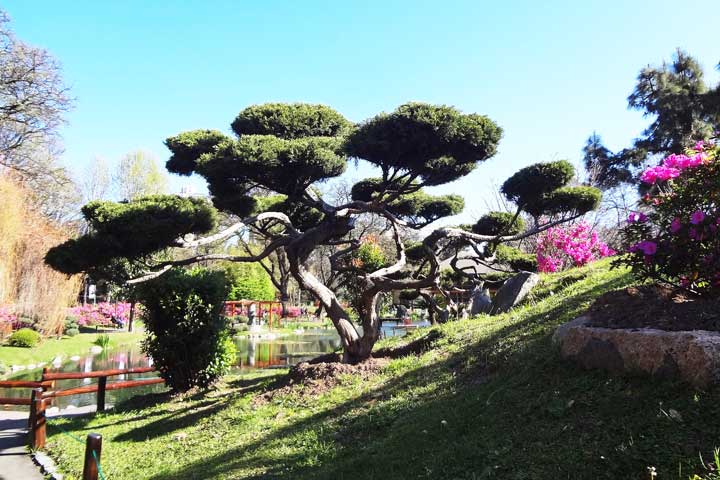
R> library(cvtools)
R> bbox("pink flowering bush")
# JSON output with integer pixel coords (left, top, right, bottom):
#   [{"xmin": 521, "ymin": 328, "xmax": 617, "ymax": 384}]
[
  {"xmin": 0, "ymin": 305, "xmax": 17, "ymax": 325},
  {"xmin": 68, "ymin": 302, "xmax": 132, "ymax": 327},
  {"xmin": 620, "ymin": 140, "xmax": 720, "ymax": 295},
  {"xmin": 536, "ymin": 221, "xmax": 615, "ymax": 273}
]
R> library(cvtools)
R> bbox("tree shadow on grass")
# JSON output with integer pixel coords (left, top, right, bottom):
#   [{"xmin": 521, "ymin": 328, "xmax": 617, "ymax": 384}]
[
  {"xmin": 51, "ymin": 376, "xmax": 277, "ymax": 440},
  {"xmin": 141, "ymin": 275, "xmax": 648, "ymax": 480}
]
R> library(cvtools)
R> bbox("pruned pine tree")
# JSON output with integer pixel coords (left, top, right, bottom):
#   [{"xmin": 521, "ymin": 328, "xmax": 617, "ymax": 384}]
[{"xmin": 46, "ymin": 102, "xmax": 600, "ymax": 363}]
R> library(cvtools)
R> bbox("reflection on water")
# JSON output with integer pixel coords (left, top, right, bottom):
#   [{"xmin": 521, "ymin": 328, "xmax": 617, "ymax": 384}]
[
  {"xmin": 236, "ymin": 330, "xmax": 342, "ymax": 369},
  {"xmin": 1, "ymin": 322, "xmax": 427, "ymax": 410}
]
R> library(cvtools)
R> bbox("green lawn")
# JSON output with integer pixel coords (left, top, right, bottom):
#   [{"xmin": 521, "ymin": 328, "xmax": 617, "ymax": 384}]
[
  {"xmin": 0, "ymin": 329, "xmax": 143, "ymax": 370},
  {"xmin": 44, "ymin": 260, "xmax": 720, "ymax": 479}
]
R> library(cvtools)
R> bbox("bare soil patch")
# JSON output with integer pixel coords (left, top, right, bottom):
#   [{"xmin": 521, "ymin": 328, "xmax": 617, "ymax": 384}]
[
  {"xmin": 587, "ymin": 284, "xmax": 720, "ymax": 331},
  {"xmin": 254, "ymin": 358, "xmax": 389, "ymax": 405}
]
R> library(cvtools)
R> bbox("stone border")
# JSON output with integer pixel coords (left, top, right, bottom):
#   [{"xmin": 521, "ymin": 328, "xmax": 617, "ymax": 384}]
[{"xmin": 553, "ymin": 316, "xmax": 720, "ymax": 387}]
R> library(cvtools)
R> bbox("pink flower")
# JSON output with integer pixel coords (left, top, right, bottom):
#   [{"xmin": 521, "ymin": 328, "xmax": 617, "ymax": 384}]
[{"xmin": 690, "ymin": 210, "xmax": 706, "ymax": 225}]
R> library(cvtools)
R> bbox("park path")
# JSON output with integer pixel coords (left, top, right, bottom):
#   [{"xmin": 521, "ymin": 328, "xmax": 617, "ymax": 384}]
[
  {"xmin": 0, "ymin": 405, "xmax": 100, "ymax": 479},
  {"xmin": 0, "ymin": 410, "xmax": 43, "ymax": 479}
]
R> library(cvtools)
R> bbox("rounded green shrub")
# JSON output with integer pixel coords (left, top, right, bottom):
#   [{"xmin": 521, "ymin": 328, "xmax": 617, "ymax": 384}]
[
  {"xmin": 473, "ymin": 211, "xmax": 525, "ymax": 236},
  {"xmin": 65, "ymin": 328, "xmax": 80, "ymax": 337},
  {"xmin": 136, "ymin": 268, "xmax": 233, "ymax": 391},
  {"xmin": 494, "ymin": 244, "xmax": 538, "ymax": 272},
  {"xmin": 8, "ymin": 328, "xmax": 41, "ymax": 348},
  {"xmin": 501, "ymin": 160, "xmax": 575, "ymax": 206}
]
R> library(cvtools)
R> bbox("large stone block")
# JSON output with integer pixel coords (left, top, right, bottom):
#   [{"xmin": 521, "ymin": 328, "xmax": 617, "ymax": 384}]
[
  {"xmin": 554, "ymin": 316, "xmax": 720, "ymax": 387},
  {"xmin": 490, "ymin": 271, "xmax": 539, "ymax": 314}
]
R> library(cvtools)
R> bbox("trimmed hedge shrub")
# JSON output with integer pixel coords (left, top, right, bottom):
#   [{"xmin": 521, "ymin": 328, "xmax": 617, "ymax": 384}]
[
  {"xmin": 136, "ymin": 268, "xmax": 235, "ymax": 391},
  {"xmin": 65, "ymin": 328, "xmax": 80, "ymax": 337},
  {"xmin": 494, "ymin": 245, "xmax": 538, "ymax": 272},
  {"xmin": 8, "ymin": 328, "xmax": 41, "ymax": 348},
  {"xmin": 473, "ymin": 211, "xmax": 525, "ymax": 236}
]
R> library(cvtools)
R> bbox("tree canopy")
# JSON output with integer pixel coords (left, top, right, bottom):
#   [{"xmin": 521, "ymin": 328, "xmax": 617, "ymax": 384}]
[{"xmin": 46, "ymin": 101, "xmax": 601, "ymax": 363}]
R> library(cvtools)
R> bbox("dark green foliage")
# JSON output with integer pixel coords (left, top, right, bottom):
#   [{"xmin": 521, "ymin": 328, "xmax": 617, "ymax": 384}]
[
  {"xmin": 440, "ymin": 268, "xmax": 466, "ymax": 289},
  {"xmin": 165, "ymin": 130, "xmax": 229, "ymax": 175},
  {"xmin": 136, "ymin": 268, "xmax": 235, "ymax": 392},
  {"xmin": 405, "ymin": 242, "xmax": 427, "ymax": 263},
  {"xmin": 8, "ymin": 328, "xmax": 41, "ymax": 347},
  {"xmin": 46, "ymin": 196, "xmax": 217, "ymax": 275},
  {"xmin": 231, "ymin": 103, "xmax": 352, "ymax": 139},
  {"xmin": 351, "ymin": 178, "xmax": 465, "ymax": 225},
  {"xmin": 350, "ymin": 178, "xmax": 382, "ymax": 202},
  {"xmin": 200, "ymin": 135, "xmax": 347, "ymax": 198},
  {"xmin": 472, "ymin": 211, "xmax": 525, "ymax": 236},
  {"xmin": 398, "ymin": 289, "xmax": 420, "ymax": 301},
  {"xmin": 389, "ymin": 191, "xmax": 464, "ymax": 225},
  {"xmin": 524, "ymin": 186, "xmax": 602, "ymax": 217},
  {"xmin": 82, "ymin": 195, "xmax": 217, "ymax": 239},
  {"xmin": 223, "ymin": 262, "xmax": 276, "ymax": 301},
  {"xmin": 163, "ymin": 103, "xmax": 351, "ymax": 216},
  {"xmin": 628, "ymin": 51, "xmax": 717, "ymax": 154},
  {"xmin": 588, "ymin": 51, "xmax": 720, "ymax": 186},
  {"xmin": 253, "ymin": 194, "xmax": 324, "ymax": 231},
  {"xmin": 501, "ymin": 160, "xmax": 575, "ymax": 206},
  {"xmin": 346, "ymin": 103, "xmax": 502, "ymax": 185},
  {"xmin": 583, "ymin": 133, "xmax": 634, "ymax": 189},
  {"xmin": 494, "ymin": 244, "xmax": 537, "ymax": 272}
]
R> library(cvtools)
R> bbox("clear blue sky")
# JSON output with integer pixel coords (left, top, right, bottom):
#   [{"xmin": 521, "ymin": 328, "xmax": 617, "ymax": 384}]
[{"xmin": 5, "ymin": 0, "xmax": 719, "ymax": 223}]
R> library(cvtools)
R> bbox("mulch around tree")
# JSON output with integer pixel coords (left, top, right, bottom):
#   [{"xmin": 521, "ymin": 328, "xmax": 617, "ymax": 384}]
[{"xmin": 586, "ymin": 284, "xmax": 720, "ymax": 332}]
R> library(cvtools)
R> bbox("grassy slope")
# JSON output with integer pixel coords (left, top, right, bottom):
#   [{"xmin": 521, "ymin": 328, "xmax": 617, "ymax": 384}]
[
  {"xmin": 45, "ymin": 260, "xmax": 720, "ymax": 479},
  {"xmin": 0, "ymin": 330, "xmax": 142, "ymax": 368}
]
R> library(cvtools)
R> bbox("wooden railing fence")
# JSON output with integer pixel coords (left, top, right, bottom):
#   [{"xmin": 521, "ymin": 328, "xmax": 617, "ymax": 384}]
[{"xmin": 0, "ymin": 366, "xmax": 164, "ymax": 479}]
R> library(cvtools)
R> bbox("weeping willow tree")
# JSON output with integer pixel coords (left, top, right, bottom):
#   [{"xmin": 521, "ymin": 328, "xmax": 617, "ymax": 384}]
[{"xmin": 46, "ymin": 102, "xmax": 600, "ymax": 362}]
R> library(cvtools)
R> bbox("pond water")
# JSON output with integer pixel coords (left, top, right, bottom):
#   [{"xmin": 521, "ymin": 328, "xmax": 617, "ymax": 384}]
[{"xmin": 1, "ymin": 321, "xmax": 428, "ymax": 410}]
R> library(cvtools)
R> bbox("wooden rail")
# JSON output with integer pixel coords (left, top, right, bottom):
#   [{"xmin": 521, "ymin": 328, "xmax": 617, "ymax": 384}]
[
  {"xmin": 42, "ymin": 378, "xmax": 164, "ymax": 398},
  {"xmin": 0, "ymin": 366, "xmax": 164, "ymax": 449},
  {"xmin": 42, "ymin": 366, "xmax": 155, "ymax": 380}
]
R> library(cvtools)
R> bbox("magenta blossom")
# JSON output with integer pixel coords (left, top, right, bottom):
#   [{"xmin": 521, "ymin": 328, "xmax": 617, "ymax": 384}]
[
  {"xmin": 670, "ymin": 217, "xmax": 682, "ymax": 233},
  {"xmin": 627, "ymin": 211, "xmax": 648, "ymax": 223},
  {"xmin": 690, "ymin": 210, "xmax": 706, "ymax": 225},
  {"xmin": 640, "ymin": 165, "xmax": 680, "ymax": 184},
  {"xmin": 633, "ymin": 240, "xmax": 657, "ymax": 255},
  {"xmin": 536, "ymin": 221, "xmax": 614, "ymax": 273}
]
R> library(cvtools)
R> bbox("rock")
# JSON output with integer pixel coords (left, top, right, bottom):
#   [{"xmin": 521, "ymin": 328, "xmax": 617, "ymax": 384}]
[
  {"xmin": 552, "ymin": 316, "xmax": 591, "ymax": 345},
  {"xmin": 469, "ymin": 286, "xmax": 492, "ymax": 316},
  {"xmin": 69, "ymin": 356, "xmax": 81, "ymax": 361},
  {"xmin": 555, "ymin": 317, "xmax": 720, "ymax": 387},
  {"xmin": 89, "ymin": 345, "xmax": 103, "ymax": 354},
  {"xmin": 490, "ymin": 271, "xmax": 540, "ymax": 314}
]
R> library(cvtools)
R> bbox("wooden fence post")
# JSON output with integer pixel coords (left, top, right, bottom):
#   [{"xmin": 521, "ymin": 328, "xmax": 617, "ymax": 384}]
[
  {"xmin": 42, "ymin": 366, "xmax": 54, "ymax": 408},
  {"xmin": 83, "ymin": 433, "xmax": 102, "ymax": 480},
  {"xmin": 97, "ymin": 376, "xmax": 107, "ymax": 412},
  {"xmin": 29, "ymin": 389, "xmax": 46, "ymax": 449},
  {"xmin": 27, "ymin": 388, "xmax": 37, "ymax": 429}
]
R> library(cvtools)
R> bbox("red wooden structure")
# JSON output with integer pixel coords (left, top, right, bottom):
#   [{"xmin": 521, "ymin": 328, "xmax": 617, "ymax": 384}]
[{"xmin": 224, "ymin": 300, "xmax": 283, "ymax": 328}]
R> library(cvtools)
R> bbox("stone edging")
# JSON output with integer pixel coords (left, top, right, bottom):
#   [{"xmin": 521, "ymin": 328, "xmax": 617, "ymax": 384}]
[{"xmin": 553, "ymin": 316, "xmax": 720, "ymax": 387}]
